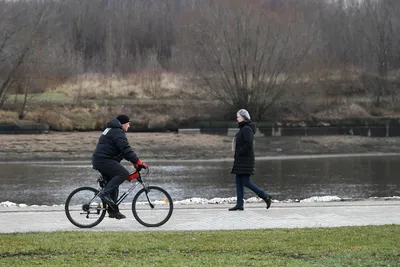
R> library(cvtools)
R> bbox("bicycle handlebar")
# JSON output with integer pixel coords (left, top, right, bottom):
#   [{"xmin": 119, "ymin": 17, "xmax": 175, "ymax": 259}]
[
  {"xmin": 128, "ymin": 165, "xmax": 149, "ymax": 181},
  {"xmin": 134, "ymin": 166, "xmax": 146, "ymax": 172}
]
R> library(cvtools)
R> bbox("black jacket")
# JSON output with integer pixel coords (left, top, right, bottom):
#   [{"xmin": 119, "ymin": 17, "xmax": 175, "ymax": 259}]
[
  {"xmin": 231, "ymin": 121, "xmax": 256, "ymax": 175},
  {"xmin": 92, "ymin": 119, "xmax": 139, "ymax": 163}
]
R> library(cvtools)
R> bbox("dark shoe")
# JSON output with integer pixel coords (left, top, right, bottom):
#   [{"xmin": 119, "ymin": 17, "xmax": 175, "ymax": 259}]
[
  {"xmin": 228, "ymin": 205, "xmax": 244, "ymax": 211},
  {"xmin": 109, "ymin": 211, "xmax": 126, "ymax": 220},
  {"xmin": 262, "ymin": 195, "xmax": 272, "ymax": 209},
  {"xmin": 99, "ymin": 192, "xmax": 116, "ymax": 206}
]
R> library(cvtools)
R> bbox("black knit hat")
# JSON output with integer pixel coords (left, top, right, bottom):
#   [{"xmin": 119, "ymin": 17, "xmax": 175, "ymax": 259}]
[{"xmin": 116, "ymin": 115, "xmax": 130, "ymax": 125}]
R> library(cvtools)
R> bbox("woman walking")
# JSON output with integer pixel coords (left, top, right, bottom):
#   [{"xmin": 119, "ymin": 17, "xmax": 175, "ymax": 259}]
[{"xmin": 229, "ymin": 109, "xmax": 272, "ymax": 211}]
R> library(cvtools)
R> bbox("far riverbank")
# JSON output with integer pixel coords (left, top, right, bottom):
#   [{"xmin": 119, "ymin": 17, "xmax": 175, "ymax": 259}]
[{"xmin": 1, "ymin": 132, "xmax": 400, "ymax": 161}]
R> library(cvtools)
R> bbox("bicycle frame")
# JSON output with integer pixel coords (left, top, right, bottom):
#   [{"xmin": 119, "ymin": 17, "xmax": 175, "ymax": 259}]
[
  {"xmin": 115, "ymin": 176, "xmax": 145, "ymax": 206},
  {"xmin": 94, "ymin": 174, "xmax": 149, "ymax": 207}
]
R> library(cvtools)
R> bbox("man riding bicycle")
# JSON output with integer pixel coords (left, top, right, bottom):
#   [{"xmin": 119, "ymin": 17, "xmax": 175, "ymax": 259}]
[{"xmin": 92, "ymin": 114, "xmax": 147, "ymax": 220}]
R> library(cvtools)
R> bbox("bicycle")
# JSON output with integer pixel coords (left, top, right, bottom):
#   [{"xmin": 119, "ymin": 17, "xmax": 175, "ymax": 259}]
[{"xmin": 65, "ymin": 166, "xmax": 173, "ymax": 228}]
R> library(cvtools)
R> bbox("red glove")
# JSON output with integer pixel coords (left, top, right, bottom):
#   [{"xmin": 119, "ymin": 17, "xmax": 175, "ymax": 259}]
[{"xmin": 134, "ymin": 159, "xmax": 147, "ymax": 169}]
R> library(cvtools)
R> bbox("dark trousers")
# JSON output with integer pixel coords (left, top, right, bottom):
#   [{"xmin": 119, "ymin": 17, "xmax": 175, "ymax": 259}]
[
  {"xmin": 235, "ymin": 174, "xmax": 268, "ymax": 207},
  {"xmin": 92, "ymin": 158, "xmax": 129, "ymax": 206}
]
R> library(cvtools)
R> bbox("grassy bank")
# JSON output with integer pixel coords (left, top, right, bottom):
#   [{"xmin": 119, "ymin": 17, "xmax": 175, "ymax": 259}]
[
  {"xmin": 3, "ymin": 72, "xmax": 400, "ymax": 131},
  {"xmin": 1, "ymin": 73, "xmax": 219, "ymax": 131},
  {"xmin": 0, "ymin": 225, "xmax": 399, "ymax": 266}
]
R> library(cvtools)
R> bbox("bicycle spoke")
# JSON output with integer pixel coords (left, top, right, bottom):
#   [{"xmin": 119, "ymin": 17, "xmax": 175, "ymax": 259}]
[{"xmin": 132, "ymin": 186, "xmax": 173, "ymax": 227}]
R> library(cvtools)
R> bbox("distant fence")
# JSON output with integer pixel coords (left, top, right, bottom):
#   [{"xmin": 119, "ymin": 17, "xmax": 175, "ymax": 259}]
[
  {"xmin": 0, "ymin": 123, "xmax": 49, "ymax": 134},
  {"xmin": 259, "ymin": 125, "xmax": 399, "ymax": 137},
  {"xmin": 176, "ymin": 125, "xmax": 400, "ymax": 137},
  {"xmin": 2, "ymin": 120, "xmax": 400, "ymax": 137},
  {"xmin": 178, "ymin": 118, "xmax": 400, "ymax": 137},
  {"xmin": 176, "ymin": 118, "xmax": 400, "ymax": 137}
]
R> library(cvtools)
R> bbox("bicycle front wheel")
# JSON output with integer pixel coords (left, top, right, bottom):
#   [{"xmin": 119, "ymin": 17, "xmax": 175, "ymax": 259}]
[
  {"xmin": 65, "ymin": 187, "xmax": 107, "ymax": 228},
  {"xmin": 132, "ymin": 186, "xmax": 173, "ymax": 227}
]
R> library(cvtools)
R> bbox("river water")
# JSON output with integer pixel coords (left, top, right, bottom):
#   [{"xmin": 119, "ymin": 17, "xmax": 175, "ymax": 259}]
[{"xmin": 1, "ymin": 155, "xmax": 399, "ymax": 206}]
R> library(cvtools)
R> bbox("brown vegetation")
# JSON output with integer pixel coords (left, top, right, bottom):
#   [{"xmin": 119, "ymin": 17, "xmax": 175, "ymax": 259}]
[{"xmin": 1, "ymin": 0, "xmax": 400, "ymax": 130}]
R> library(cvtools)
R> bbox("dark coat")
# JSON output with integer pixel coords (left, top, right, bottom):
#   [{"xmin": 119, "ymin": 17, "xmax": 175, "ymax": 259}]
[
  {"xmin": 92, "ymin": 119, "xmax": 139, "ymax": 163},
  {"xmin": 231, "ymin": 121, "xmax": 256, "ymax": 175}
]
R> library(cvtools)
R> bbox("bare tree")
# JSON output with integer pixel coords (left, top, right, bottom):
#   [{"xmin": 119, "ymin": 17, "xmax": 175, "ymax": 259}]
[
  {"xmin": 355, "ymin": 0, "xmax": 396, "ymax": 106},
  {"xmin": 317, "ymin": 0, "xmax": 358, "ymax": 68},
  {"xmin": 0, "ymin": 1, "xmax": 55, "ymax": 109},
  {"xmin": 181, "ymin": 0, "xmax": 315, "ymax": 119}
]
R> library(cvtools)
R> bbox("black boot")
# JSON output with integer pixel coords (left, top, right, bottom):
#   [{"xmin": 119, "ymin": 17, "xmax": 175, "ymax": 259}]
[
  {"xmin": 262, "ymin": 195, "xmax": 272, "ymax": 209},
  {"xmin": 228, "ymin": 205, "xmax": 244, "ymax": 211},
  {"xmin": 114, "ymin": 211, "xmax": 127, "ymax": 220},
  {"xmin": 109, "ymin": 210, "xmax": 127, "ymax": 219}
]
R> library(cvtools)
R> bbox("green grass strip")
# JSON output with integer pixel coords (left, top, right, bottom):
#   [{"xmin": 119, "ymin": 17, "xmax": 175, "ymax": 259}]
[{"xmin": 0, "ymin": 225, "xmax": 399, "ymax": 266}]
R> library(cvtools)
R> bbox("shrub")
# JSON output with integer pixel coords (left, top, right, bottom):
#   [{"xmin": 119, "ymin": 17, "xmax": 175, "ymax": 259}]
[
  {"xmin": 147, "ymin": 115, "xmax": 171, "ymax": 129},
  {"xmin": 0, "ymin": 110, "xmax": 18, "ymax": 123},
  {"xmin": 69, "ymin": 108, "xmax": 97, "ymax": 130},
  {"xmin": 25, "ymin": 110, "xmax": 74, "ymax": 131}
]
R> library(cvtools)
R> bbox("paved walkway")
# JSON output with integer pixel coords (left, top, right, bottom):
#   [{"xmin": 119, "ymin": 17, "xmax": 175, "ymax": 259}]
[{"xmin": 1, "ymin": 200, "xmax": 399, "ymax": 233}]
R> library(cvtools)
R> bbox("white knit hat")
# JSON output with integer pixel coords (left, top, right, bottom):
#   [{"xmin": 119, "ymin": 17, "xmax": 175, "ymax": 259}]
[{"xmin": 237, "ymin": 109, "xmax": 251, "ymax": 121}]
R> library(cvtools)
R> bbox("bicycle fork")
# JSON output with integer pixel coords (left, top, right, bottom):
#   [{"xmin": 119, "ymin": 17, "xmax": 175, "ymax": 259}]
[{"xmin": 144, "ymin": 188, "xmax": 155, "ymax": 209}]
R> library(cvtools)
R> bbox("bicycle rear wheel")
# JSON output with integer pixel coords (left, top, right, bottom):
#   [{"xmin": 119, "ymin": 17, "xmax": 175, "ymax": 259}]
[
  {"xmin": 65, "ymin": 187, "xmax": 107, "ymax": 228},
  {"xmin": 132, "ymin": 186, "xmax": 173, "ymax": 227}
]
